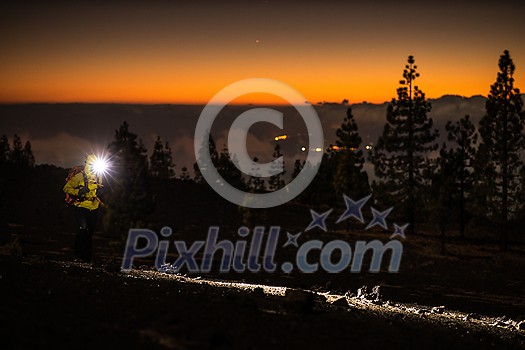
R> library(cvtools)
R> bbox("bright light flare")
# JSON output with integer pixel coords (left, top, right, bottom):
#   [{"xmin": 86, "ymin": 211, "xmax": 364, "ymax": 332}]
[{"xmin": 91, "ymin": 156, "xmax": 110, "ymax": 176}]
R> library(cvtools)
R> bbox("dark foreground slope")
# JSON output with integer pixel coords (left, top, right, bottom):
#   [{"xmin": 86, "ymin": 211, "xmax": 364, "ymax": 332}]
[
  {"xmin": 1, "ymin": 166, "xmax": 525, "ymax": 348},
  {"xmin": 1, "ymin": 254, "xmax": 524, "ymax": 350}
]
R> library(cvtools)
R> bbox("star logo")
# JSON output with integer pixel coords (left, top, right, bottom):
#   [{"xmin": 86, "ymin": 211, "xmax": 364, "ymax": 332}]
[
  {"xmin": 336, "ymin": 194, "xmax": 372, "ymax": 224},
  {"xmin": 305, "ymin": 208, "xmax": 333, "ymax": 232},
  {"xmin": 365, "ymin": 207, "xmax": 393, "ymax": 230},
  {"xmin": 283, "ymin": 231, "xmax": 302, "ymax": 247},
  {"xmin": 390, "ymin": 223, "xmax": 409, "ymax": 239}
]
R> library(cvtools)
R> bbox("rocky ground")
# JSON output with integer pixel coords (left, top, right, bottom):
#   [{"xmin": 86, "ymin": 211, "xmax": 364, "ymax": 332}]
[{"xmin": 1, "ymin": 222, "xmax": 525, "ymax": 349}]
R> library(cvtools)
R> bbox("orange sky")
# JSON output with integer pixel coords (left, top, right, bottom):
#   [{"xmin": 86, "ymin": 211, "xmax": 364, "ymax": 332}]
[{"xmin": 1, "ymin": 1, "xmax": 524, "ymax": 104}]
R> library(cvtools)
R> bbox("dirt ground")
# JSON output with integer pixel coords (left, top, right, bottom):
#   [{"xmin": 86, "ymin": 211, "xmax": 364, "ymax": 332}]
[{"xmin": 1, "ymin": 218, "xmax": 525, "ymax": 349}]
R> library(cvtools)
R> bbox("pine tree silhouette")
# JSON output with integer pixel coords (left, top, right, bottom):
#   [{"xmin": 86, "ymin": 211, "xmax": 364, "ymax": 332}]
[
  {"xmin": 332, "ymin": 107, "xmax": 369, "ymax": 199},
  {"xmin": 247, "ymin": 157, "xmax": 266, "ymax": 193},
  {"xmin": 444, "ymin": 115, "xmax": 478, "ymax": 238},
  {"xmin": 217, "ymin": 145, "xmax": 245, "ymax": 190},
  {"xmin": 194, "ymin": 134, "xmax": 218, "ymax": 184},
  {"xmin": 2, "ymin": 135, "xmax": 35, "ymax": 168},
  {"xmin": 10, "ymin": 135, "xmax": 24, "ymax": 167},
  {"xmin": 291, "ymin": 159, "xmax": 303, "ymax": 180},
  {"xmin": 179, "ymin": 166, "xmax": 192, "ymax": 182},
  {"xmin": 477, "ymin": 50, "xmax": 525, "ymax": 251},
  {"xmin": 104, "ymin": 121, "xmax": 154, "ymax": 237},
  {"xmin": 22, "ymin": 141, "xmax": 35, "ymax": 167},
  {"xmin": 268, "ymin": 143, "xmax": 285, "ymax": 191},
  {"xmin": 0, "ymin": 135, "xmax": 10, "ymax": 166},
  {"xmin": 370, "ymin": 55, "xmax": 439, "ymax": 235},
  {"xmin": 149, "ymin": 136, "xmax": 175, "ymax": 179},
  {"xmin": 431, "ymin": 144, "xmax": 457, "ymax": 254}
]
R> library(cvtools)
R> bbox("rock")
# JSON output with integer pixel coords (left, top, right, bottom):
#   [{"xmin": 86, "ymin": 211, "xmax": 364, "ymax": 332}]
[
  {"xmin": 356, "ymin": 286, "xmax": 367, "ymax": 298},
  {"xmin": 371, "ymin": 285, "xmax": 383, "ymax": 300},
  {"xmin": 344, "ymin": 291, "xmax": 357, "ymax": 307},
  {"xmin": 356, "ymin": 285, "xmax": 383, "ymax": 303},
  {"xmin": 517, "ymin": 321, "xmax": 525, "ymax": 331},
  {"xmin": 492, "ymin": 319, "xmax": 509, "ymax": 327},
  {"xmin": 344, "ymin": 290, "xmax": 356, "ymax": 298},
  {"xmin": 157, "ymin": 263, "xmax": 179, "ymax": 274},
  {"xmin": 251, "ymin": 287, "xmax": 265, "ymax": 299},
  {"xmin": 329, "ymin": 296, "xmax": 349, "ymax": 307},
  {"xmin": 431, "ymin": 306, "xmax": 445, "ymax": 314},
  {"xmin": 283, "ymin": 289, "xmax": 316, "ymax": 314},
  {"xmin": 464, "ymin": 313, "xmax": 480, "ymax": 321}
]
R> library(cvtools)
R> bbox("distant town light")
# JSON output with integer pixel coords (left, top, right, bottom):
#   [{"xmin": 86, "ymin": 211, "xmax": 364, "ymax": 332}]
[
  {"xmin": 301, "ymin": 146, "xmax": 306, "ymax": 152},
  {"xmin": 274, "ymin": 134, "xmax": 288, "ymax": 141},
  {"xmin": 315, "ymin": 147, "xmax": 323, "ymax": 152},
  {"xmin": 365, "ymin": 144, "xmax": 373, "ymax": 150},
  {"xmin": 330, "ymin": 145, "xmax": 357, "ymax": 152}
]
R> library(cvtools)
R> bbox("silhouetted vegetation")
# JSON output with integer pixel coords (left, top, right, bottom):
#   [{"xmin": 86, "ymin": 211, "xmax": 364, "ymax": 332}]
[
  {"xmin": 0, "ymin": 134, "xmax": 36, "ymax": 228},
  {"xmin": 179, "ymin": 166, "xmax": 192, "ymax": 182},
  {"xmin": 442, "ymin": 115, "xmax": 478, "ymax": 239},
  {"xmin": 217, "ymin": 145, "xmax": 246, "ymax": 191},
  {"xmin": 103, "ymin": 122, "xmax": 154, "ymax": 237},
  {"xmin": 476, "ymin": 50, "xmax": 525, "ymax": 250},
  {"xmin": 149, "ymin": 136, "xmax": 175, "ymax": 179},
  {"xmin": 332, "ymin": 107, "xmax": 370, "ymax": 199},
  {"xmin": 2, "ymin": 51, "xmax": 524, "ymax": 252},
  {"xmin": 268, "ymin": 143, "xmax": 285, "ymax": 191},
  {"xmin": 246, "ymin": 157, "xmax": 266, "ymax": 193},
  {"xmin": 0, "ymin": 134, "xmax": 35, "ymax": 169},
  {"xmin": 370, "ymin": 55, "xmax": 439, "ymax": 235},
  {"xmin": 193, "ymin": 134, "xmax": 219, "ymax": 185}
]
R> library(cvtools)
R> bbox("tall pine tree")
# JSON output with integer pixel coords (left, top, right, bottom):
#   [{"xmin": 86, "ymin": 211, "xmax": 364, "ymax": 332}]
[
  {"xmin": 477, "ymin": 50, "xmax": 525, "ymax": 250},
  {"xmin": 216, "ymin": 145, "xmax": 245, "ymax": 190},
  {"xmin": 22, "ymin": 141, "xmax": 35, "ymax": 168},
  {"xmin": 431, "ymin": 144, "xmax": 457, "ymax": 254},
  {"xmin": 246, "ymin": 157, "xmax": 266, "ymax": 193},
  {"xmin": 332, "ymin": 107, "xmax": 369, "ymax": 198},
  {"xmin": 0, "ymin": 135, "xmax": 10, "ymax": 166},
  {"xmin": 10, "ymin": 135, "xmax": 24, "ymax": 167},
  {"xmin": 444, "ymin": 115, "xmax": 478, "ymax": 238},
  {"xmin": 194, "ymin": 134, "xmax": 219, "ymax": 184},
  {"xmin": 268, "ymin": 143, "xmax": 285, "ymax": 191},
  {"xmin": 149, "ymin": 136, "xmax": 175, "ymax": 179},
  {"xmin": 370, "ymin": 55, "xmax": 439, "ymax": 235},
  {"xmin": 291, "ymin": 159, "xmax": 303, "ymax": 180},
  {"xmin": 104, "ymin": 122, "xmax": 154, "ymax": 237}
]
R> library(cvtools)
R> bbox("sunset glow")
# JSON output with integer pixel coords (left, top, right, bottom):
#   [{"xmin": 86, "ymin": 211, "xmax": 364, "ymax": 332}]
[{"xmin": 1, "ymin": 2, "xmax": 524, "ymax": 105}]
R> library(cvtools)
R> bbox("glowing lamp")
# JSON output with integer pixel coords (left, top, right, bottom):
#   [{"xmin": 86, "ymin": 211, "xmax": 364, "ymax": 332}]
[{"xmin": 91, "ymin": 156, "xmax": 110, "ymax": 176}]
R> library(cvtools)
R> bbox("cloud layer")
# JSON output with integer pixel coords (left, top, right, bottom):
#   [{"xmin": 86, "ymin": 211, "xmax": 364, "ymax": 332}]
[{"xmin": 0, "ymin": 95, "xmax": 488, "ymax": 173}]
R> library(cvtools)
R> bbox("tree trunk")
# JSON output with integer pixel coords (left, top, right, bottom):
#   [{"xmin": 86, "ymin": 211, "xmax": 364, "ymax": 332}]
[
  {"xmin": 460, "ymin": 142, "xmax": 465, "ymax": 239},
  {"xmin": 407, "ymin": 79, "xmax": 415, "ymax": 236},
  {"xmin": 502, "ymin": 105, "xmax": 509, "ymax": 252}
]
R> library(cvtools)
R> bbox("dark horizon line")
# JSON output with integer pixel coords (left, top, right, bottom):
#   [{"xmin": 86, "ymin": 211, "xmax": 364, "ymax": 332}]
[{"xmin": 0, "ymin": 94, "xmax": 496, "ymax": 108}]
